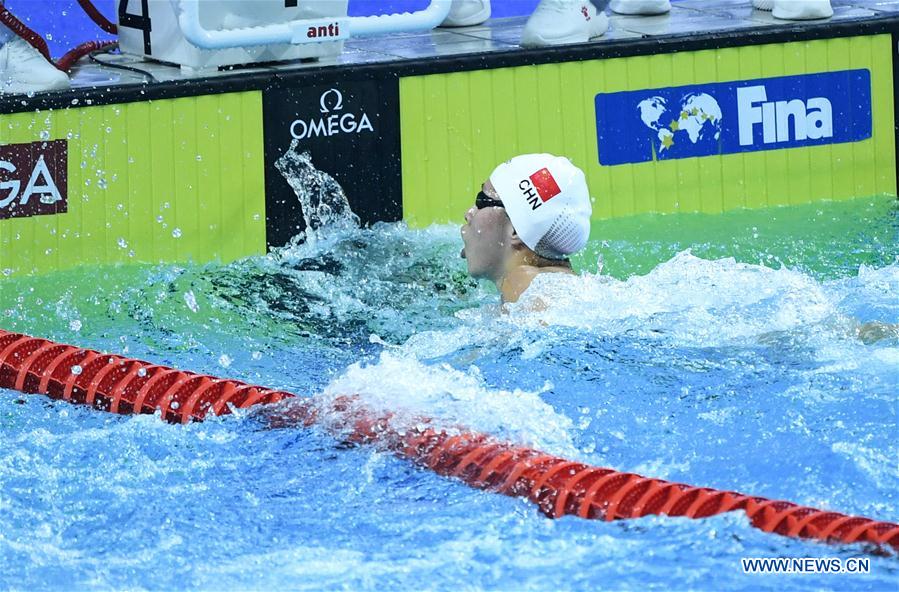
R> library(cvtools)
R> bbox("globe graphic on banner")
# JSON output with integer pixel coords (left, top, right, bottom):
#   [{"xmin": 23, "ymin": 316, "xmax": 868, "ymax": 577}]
[{"xmin": 637, "ymin": 93, "xmax": 723, "ymax": 156}]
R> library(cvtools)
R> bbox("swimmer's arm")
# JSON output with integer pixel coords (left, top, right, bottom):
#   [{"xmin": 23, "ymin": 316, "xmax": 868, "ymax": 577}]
[{"xmin": 856, "ymin": 321, "xmax": 899, "ymax": 345}]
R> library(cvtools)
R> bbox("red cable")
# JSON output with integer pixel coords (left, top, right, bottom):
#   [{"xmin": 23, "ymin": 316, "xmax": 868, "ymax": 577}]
[
  {"xmin": 0, "ymin": 2, "xmax": 116, "ymax": 74},
  {"xmin": 1, "ymin": 328, "xmax": 897, "ymax": 554},
  {"xmin": 77, "ymin": 0, "xmax": 117, "ymax": 34},
  {"xmin": 56, "ymin": 40, "xmax": 117, "ymax": 72}
]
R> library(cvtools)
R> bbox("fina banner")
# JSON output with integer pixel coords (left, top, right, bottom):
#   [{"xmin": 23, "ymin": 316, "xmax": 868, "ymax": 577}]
[{"xmin": 595, "ymin": 69, "xmax": 872, "ymax": 165}]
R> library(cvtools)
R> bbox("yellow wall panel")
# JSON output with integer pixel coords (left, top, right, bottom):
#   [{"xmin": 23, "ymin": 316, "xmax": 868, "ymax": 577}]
[
  {"xmin": 400, "ymin": 36, "xmax": 896, "ymax": 227},
  {"xmin": 0, "ymin": 91, "xmax": 267, "ymax": 278}
]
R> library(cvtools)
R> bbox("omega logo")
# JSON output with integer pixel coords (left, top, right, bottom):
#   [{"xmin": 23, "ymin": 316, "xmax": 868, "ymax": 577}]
[
  {"xmin": 0, "ymin": 140, "xmax": 68, "ymax": 220},
  {"xmin": 290, "ymin": 88, "xmax": 375, "ymax": 140},
  {"xmin": 319, "ymin": 88, "xmax": 343, "ymax": 113}
]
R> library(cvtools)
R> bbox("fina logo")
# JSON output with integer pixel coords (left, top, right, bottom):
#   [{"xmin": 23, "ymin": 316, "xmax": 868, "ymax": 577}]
[
  {"xmin": 737, "ymin": 85, "xmax": 832, "ymax": 145},
  {"xmin": 594, "ymin": 70, "xmax": 870, "ymax": 166},
  {"xmin": 290, "ymin": 88, "xmax": 374, "ymax": 141}
]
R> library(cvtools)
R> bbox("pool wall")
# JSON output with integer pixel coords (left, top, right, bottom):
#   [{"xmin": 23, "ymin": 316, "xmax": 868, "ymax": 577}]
[
  {"xmin": 0, "ymin": 92, "xmax": 267, "ymax": 276},
  {"xmin": 399, "ymin": 36, "xmax": 894, "ymax": 225},
  {"xmin": 0, "ymin": 17, "xmax": 896, "ymax": 277}
]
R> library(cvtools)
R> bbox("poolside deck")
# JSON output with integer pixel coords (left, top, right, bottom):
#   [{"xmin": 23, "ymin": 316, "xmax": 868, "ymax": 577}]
[{"xmin": 53, "ymin": 0, "xmax": 899, "ymax": 95}]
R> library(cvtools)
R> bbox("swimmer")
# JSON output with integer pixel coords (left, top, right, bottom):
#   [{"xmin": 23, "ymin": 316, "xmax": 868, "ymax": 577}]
[{"xmin": 460, "ymin": 154, "xmax": 592, "ymax": 303}]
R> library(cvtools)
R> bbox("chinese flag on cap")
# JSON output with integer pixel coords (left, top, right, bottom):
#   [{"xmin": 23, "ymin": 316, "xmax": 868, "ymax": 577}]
[{"xmin": 529, "ymin": 168, "xmax": 561, "ymax": 203}]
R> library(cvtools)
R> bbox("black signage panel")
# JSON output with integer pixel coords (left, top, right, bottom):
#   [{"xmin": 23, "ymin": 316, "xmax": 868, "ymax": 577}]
[
  {"xmin": 262, "ymin": 75, "xmax": 402, "ymax": 248},
  {"xmin": 0, "ymin": 140, "xmax": 68, "ymax": 220}
]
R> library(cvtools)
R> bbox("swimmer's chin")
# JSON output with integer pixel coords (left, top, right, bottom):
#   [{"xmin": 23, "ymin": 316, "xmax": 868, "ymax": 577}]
[{"xmin": 460, "ymin": 247, "xmax": 466, "ymax": 259}]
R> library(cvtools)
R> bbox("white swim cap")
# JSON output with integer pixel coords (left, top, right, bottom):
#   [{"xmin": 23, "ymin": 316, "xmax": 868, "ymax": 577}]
[{"xmin": 489, "ymin": 154, "xmax": 592, "ymax": 259}]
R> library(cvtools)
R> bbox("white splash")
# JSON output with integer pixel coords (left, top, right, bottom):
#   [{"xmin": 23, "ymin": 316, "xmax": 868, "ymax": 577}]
[
  {"xmin": 321, "ymin": 351, "xmax": 577, "ymax": 457},
  {"xmin": 506, "ymin": 252, "xmax": 841, "ymax": 346},
  {"xmin": 275, "ymin": 140, "xmax": 360, "ymax": 244}
]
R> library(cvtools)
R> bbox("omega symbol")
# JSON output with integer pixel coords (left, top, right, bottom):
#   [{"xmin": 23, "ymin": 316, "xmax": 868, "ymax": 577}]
[{"xmin": 320, "ymin": 89, "xmax": 344, "ymax": 114}]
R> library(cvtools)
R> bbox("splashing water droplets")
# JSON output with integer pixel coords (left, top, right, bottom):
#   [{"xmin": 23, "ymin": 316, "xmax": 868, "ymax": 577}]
[
  {"xmin": 274, "ymin": 140, "xmax": 359, "ymax": 244},
  {"xmin": 184, "ymin": 290, "xmax": 199, "ymax": 313}
]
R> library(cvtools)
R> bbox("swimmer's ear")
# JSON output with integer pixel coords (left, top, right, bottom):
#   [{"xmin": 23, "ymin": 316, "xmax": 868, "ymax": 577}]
[
  {"xmin": 503, "ymin": 212, "xmax": 526, "ymax": 250},
  {"xmin": 509, "ymin": 228, "xmax": 527, "ymax": 251}
]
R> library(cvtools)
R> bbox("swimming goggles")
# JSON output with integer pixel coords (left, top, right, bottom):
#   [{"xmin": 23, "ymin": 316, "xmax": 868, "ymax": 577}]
[{"xmin": 475, "ymin": 191, "xmax": 504, "ymax": 209}]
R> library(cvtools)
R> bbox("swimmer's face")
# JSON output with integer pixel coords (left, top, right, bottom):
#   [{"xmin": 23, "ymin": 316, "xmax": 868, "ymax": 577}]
[{"xmin": 460, "ymin": 179, "xmax": 514, "ymax": 281}]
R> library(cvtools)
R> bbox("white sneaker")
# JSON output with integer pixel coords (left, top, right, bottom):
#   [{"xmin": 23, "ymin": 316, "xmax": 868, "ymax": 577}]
[
  {"xmin": 754, "ymin": 0, "xmax": 833, "ymax": 20},
  {"xmin": 0, "ymin": 37, "xmax": 69, "ymax": 94},
  {"xmin": 440, "ymin": 0, "xmax": 491, "ymax": 27},
  {"xmin": 521, "ymin": 0, "xmax": 609, "ymax": 47},
  {"xmin": 610, "ymin": 0, "xmax": 671, "ymax": 15}
]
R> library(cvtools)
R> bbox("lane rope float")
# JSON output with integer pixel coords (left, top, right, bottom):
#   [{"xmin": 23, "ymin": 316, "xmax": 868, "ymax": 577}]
[{"xmin": 1, "ymin": 328, "xmax": 897, "ymax": 553}]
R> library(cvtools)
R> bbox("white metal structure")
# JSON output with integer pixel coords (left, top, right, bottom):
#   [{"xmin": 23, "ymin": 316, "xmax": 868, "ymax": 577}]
[{"xmin": 117, "ymin": 0, "xmax": 453, "ymax": 70}]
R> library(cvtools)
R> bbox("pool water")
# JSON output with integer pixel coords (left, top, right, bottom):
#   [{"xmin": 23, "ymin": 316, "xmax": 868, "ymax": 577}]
[{"xmin": 1, "ymin": 196, "xmax": 897, "ymax": 591}]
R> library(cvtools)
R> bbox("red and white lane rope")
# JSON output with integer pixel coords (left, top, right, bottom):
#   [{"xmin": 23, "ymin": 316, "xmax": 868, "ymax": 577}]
[{"xmin": 1, "ymin": 329, "xmax": 896, "ymax": 553}]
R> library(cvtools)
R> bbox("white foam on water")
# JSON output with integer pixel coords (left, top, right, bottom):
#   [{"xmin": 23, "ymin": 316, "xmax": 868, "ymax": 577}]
[
  {"xmin": 320, "ymin": 351, "xmax": 577, "ymax": 457},
  {"xmin": 346, "ymin": 253, "xmax": 899, "ymax": 456},
  {"xmin": 387, "ymin": 251, "xmax": 881, "ymax": 368},
  {"xmin": 501, "ymin": 252, "xmax": 854, "ymax": 347},
  {"xmin": 830, "ymin": 441, "xmax": 898, "ymax": 490},
  {"xmin": 396, "ymin": 305, "xmax": 507, "ymax": 360}
]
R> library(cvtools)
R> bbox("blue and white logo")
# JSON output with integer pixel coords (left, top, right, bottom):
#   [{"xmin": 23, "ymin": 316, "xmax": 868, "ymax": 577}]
[{"xmin": 595, "ymin": 70, "xmax": 872, "ymax": 166}]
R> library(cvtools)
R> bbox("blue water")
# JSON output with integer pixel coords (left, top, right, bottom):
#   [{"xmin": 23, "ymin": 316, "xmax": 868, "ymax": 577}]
[{"xmin": 1, "ymin": 197, "xmax": 898, "ymax": 591}]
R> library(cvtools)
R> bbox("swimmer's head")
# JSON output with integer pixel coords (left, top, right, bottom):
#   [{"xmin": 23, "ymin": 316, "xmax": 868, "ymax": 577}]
[
  {"xmin": 461, "ymin": 154, "xmax": 592, "ymax": 283},
  {"xmin": 489, "ymin": 154, "xmax": 592, "ymax": 260}
]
